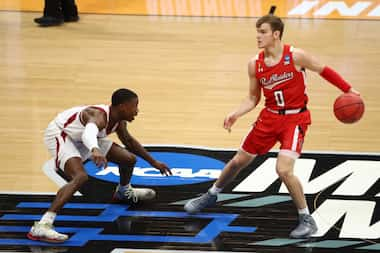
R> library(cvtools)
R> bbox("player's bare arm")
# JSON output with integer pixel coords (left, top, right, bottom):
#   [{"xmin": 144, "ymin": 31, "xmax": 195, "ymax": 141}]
[
  {"xmin": 292, "ymin": 48, "xmax": 324, "ymax": 73},
  {"xmin": 224, "ymin": 59, "xmax": 261, "ymax": 132},
  {"xmin": 293, "ymin": 48, "xmax": 359, "ymax": 95},
  {"xmin": 81, "ymin": 107, "xmax": 108, "ymax": 168},
  {"xmin": 81, "ymin": 107, "xmax": 108, "ymax": 129},
  {"xmin": 116, "ymin": 121, "xmax": 172, "ymax": 176}
]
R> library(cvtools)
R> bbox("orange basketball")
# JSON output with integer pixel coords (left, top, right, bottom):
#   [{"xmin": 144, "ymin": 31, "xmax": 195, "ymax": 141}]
[{"xmin": 333, "ymin": 93, "xmax": 364, "ymax": 123}]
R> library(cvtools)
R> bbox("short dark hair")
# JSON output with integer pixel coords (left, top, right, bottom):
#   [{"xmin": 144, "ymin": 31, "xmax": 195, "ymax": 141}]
[
  {"xmin": 111, "ymin": 88, "xmax": 138, "ymax": 106},
  {"xmin": 256, "ymin": 15, "xmax": 284, "ymax": 39}
]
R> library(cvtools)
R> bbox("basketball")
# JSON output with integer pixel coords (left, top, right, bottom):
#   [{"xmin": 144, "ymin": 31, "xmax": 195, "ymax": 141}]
[{"xmin": 333, "ymin": 93, "xmax": 364, "ymax": 123}]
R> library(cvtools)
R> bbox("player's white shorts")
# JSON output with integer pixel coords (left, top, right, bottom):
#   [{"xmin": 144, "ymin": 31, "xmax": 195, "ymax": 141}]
[{"xmin": 44, "ymin": 121, "xmax": 113, "ymax": 170}]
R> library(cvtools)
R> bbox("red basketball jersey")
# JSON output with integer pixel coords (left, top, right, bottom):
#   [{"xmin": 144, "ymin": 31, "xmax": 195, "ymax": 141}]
[{"xmin": 255, "ymin": 44, "xmax": 308, "ymax": 110}]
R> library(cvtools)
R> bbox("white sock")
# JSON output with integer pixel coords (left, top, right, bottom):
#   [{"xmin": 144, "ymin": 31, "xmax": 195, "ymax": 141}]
[
  {"xmin": 40, "ymin": 211, "xmax": 56, "ymax": 225},
  {"xmin": 209, "ymin": 184, "xmax": 222, "ymax": 195},
  {"xmin": 298, "ymin": 207, "xmax": 310, "ymax": 215}
]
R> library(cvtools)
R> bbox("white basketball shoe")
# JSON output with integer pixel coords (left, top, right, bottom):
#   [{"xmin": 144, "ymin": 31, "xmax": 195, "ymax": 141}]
[
  {"xmin": 113, "ymin": 184, "xmax": 156, "ymax": 203},
  {"xmin": 27, "ymin": 222, "xmax": 68, "ymax": 243}
]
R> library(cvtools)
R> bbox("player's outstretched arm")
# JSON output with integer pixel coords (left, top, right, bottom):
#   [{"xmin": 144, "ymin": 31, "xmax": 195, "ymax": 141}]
[
  {"xmin": 293, "ymin": 48, "xmax": 359, "ymax": 95},
  {"xmin": 116, "ymin": 121, "xmax": 172, "ymax": 176}
]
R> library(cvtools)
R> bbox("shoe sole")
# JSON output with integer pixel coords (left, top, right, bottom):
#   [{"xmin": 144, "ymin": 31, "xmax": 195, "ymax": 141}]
[
  {"xmin": 36, "ymin": 23, "xmax": 63, "ymax": 27},
  {"xmin": 184, "ymin": 195, "xmax": 217, "ymax": 214},
  {"xmin": 184, "ymin": 202, "xmax": 200, "ymax": 214},
  {"xmin": 289, "ymin": 227, "xmax": 318, "ymax": 239},
  {"xmin": 111, "ymin": 190, "xmax": 156, "ymax": 203},
  {"xmin": 27, "ymin": 232, "xmax": 67, "ymax": 243},
  {"xmin": 34, "ymin": 20, "xmax": 63, "ymax": 27},
  {"xmin": 64, "ymin": 18, "xmax": 79, "ymax": 22}
]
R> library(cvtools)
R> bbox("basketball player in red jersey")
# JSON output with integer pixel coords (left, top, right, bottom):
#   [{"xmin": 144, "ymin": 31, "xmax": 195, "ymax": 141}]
[
  {"xmin": 185, "ymin": 15, "xmax": 359, "ymax": 238},
  {"xmin": 28, "ymin": 88, "xmax": 172, "ymax": 243}
]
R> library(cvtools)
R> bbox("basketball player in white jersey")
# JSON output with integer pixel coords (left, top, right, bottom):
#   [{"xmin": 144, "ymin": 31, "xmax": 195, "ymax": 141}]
[{"xmin": 28, "ymin": 88, "xmax": 172, "ymax": 243}]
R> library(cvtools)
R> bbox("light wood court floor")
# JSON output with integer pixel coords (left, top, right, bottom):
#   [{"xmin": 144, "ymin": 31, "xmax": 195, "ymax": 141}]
[{"xmin": 0, "ymin": 9, "xmax": 379, "ymax": 192}]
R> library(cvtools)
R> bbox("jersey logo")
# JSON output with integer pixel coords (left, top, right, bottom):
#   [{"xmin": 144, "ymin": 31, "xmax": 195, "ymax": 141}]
[
  {"xmin": 259, "ymin": 72, "xmax": 294, "ymax": 89},
  {"xmin": 284, "ymin": 55, "xmax": 290, "ymax": 65}
]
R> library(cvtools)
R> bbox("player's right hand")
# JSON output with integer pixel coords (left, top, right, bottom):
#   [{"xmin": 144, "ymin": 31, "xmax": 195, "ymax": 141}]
[
  {"xmin": 223, "ymin": 113, "xmax": 237, "ymax": 132},
  {"xmin": 348, "ymin": 88, "xmax": 360, "ymax": 96},
  {"xmin": 91, "ymin": 148, "xmax": 108, "ymax": 169}
]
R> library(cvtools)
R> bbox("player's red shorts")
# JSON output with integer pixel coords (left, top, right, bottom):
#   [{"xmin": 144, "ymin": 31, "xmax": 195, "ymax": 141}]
[{"xmin": 241, "ymin": 108, "xmax": 311, "ymax": 156}]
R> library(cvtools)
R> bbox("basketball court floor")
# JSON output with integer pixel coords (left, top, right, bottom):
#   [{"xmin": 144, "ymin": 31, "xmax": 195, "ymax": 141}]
[{"xmin": 0, "ymin": 0, "xmax": 380, "ymax": 252}]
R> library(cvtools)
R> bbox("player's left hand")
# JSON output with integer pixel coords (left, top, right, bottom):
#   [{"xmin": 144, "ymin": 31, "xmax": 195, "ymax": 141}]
[{"xmin": 152, "ymin": 160, "xmax": 172, "ymax": 176}]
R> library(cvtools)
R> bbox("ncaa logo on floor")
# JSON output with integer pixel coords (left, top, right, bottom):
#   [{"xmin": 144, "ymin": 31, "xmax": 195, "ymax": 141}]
[{"xmin": 84, "ymin": 151, "xmax": 225, "ymax": 186}]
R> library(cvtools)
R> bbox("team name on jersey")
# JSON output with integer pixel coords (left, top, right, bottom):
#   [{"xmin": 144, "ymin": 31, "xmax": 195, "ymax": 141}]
[{"xmin": 260, "ymin": 72, "xmax": 294, "ymax": 88}]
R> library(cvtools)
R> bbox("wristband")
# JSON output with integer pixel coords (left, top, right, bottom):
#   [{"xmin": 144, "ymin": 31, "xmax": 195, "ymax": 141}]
[
  {"xmin": 320, "ymin": 66, "xmax": 351, "ymax": 92},
  {"xmin": 82, "ymin": 122, "xmax": 100, "ymax": 151}
]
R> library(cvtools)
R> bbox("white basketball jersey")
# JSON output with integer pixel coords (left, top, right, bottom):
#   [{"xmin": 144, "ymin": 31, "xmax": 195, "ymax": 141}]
[{"xmin": 50, "ymin": 104, "xmax": 119, "ymax": 142}]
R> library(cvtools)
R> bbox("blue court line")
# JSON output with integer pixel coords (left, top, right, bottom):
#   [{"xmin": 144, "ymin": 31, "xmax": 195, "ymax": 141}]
[
  {"xmin": 3, "ymin": 203, "xmax": 247, "ymax": 221},
  {"xmin": 17, "ymin": 202, "xmax": 127, "ymax": 209},
  {"xmin": 0, "ymin": 202, "xmax": 256, "ymax": 246},
  {"xmin": 2, "ymin": 203, "xmax": 128, "ymax": 222}
]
